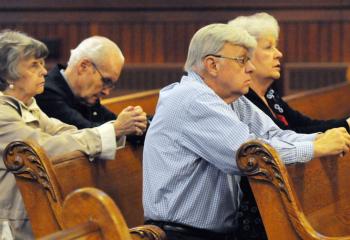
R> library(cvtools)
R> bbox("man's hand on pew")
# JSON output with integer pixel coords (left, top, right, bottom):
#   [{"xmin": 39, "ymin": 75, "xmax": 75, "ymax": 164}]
[
  {"xmin": 113, "ymin": 106, "xmax": 148, "ymax": 138},
  {"xmin": 314, "ymin": 127, "xmax": 350, "ymax": 158}
]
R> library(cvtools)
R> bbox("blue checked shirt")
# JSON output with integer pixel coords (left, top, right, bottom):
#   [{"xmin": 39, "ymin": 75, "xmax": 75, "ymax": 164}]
[{"xmin": 143, "ymin": 71, "xmax": 316, "ymax": 233}]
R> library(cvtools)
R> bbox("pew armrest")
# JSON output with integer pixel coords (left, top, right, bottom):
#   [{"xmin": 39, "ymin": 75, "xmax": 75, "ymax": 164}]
[
  {"xmin": 130, "ymin": 225, "xmax": 167, "ymax": 240},
  {"xmin": 236, "ymin": 140, "xmax": 350, "ymax": 240},
  {"xmin": 3, "ymin": 139, "xmax": 146, "ymax": 238}
]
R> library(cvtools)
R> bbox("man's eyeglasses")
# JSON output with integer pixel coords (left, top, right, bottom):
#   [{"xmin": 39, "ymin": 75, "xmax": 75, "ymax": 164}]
[
  {"xmin": 91, "ymin": 62, "xmax": 116, "ymax": 89},
  {"xmin": 205, "ymin": 54, "xmax": 250, "ymax": 66}
]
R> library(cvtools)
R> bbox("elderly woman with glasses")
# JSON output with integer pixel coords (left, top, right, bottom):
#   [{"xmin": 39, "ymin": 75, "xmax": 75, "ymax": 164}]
[
  {"xmin": 0, "ymin": 30, "xmax": 147, "ymax": 239},
  {"xmin": 228, "ymin": 12, "xmax": 350, "ymax": 240}
]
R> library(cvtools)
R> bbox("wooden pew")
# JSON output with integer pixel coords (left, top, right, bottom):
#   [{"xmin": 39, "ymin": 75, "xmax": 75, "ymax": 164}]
[
  {"xmin": 236, "ymin": 82, "xmax": 350, "ymax": 239},
  {"xmin": 3, "ymin": 141, "xmax": 147, "ymax": 238},
  {"xmin": 237, "ymin": 140, "xmax": 350, "ymax": 240},
  {"xmin": 40, "ymin": 187, "xmax": 165, "ymax": 240},
  {"xmin": 102, "ymin": 89, "xmax": 159, "ymax": 115},
  {"xmin": 284, "ymin": 81, "xmax": 350, "ymax": 119}
]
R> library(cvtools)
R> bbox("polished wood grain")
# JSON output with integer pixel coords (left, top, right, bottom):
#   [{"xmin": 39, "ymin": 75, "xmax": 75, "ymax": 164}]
[
  {"xmin": 101, "ymin": 89, "xmax": 159, "ymax": 115},
  {"xmin": 39, "ymin": 187, "xmax": 165, "ymax": 240},
  {"xmin": 3, "ymin": 141, "xmax": 149, "ymax": 238},
  {"xmin": 284, "ymin": 81, "xmax": 350, "ymax": 119}
]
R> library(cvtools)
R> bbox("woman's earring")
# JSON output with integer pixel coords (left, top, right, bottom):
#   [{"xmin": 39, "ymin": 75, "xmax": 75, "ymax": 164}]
[{"xmin": 9, "ymin": 83, "xmax": 14, "ymax": 89}]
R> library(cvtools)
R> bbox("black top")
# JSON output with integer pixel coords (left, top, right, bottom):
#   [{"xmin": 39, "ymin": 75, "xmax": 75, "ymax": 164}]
[
  {"xmin": 245, "ymin": 87, "xmax": 350, "ymax": 133},
  {"xmin": 36, "ymin": 64, "xmax": 116, "ymax": 129}
]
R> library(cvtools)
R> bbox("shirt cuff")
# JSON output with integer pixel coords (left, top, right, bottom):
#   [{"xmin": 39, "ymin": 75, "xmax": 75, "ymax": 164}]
[
  {"xmin": 96, "ymin": 122, "xmax": 117, "ymax": 160},
  {"xmin": 283, "ymin": 141, "xmax": 314, "ymax": 164},
  {"xmin": 303, "ymin": 133, "xmax": 318, "ymax": 141}
]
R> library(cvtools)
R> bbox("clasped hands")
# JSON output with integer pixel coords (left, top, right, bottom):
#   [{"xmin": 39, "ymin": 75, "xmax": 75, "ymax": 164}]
[{"xmin": 113, "ymin": 106, "xmax": 148, "ymax": 138}]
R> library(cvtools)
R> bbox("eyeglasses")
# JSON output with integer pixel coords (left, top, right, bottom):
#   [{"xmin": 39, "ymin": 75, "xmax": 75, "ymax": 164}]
[
  {"xmin": 91, "ymin": 62, "xmax": 116, "ymax": 89},
  {"xmin": 205, "ymin": 54, "xmax": 250, "ymax": 66}
]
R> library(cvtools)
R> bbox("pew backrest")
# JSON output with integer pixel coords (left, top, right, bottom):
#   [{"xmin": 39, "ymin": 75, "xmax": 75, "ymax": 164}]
[
  {"xmin": 101, "ymin": 89, "xmax": 159, "ymax": 115},
  {"xmin": 39, "ymin": 187, "xmax": 165, "ymax": 240},
  {"xmin": 4, "ymin": 141, "xmax": 144, "ymax": 238},
  {"xmin": 284, "ymin": 81, "xmax": 350, "ymax": 119}
]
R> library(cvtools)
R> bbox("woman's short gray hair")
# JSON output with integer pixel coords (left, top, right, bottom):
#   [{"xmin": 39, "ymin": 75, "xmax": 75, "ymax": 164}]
[
  {"xmin": 184, "ymin": 23, "xmax": 256, "ymax": 72},
  {"xmin": 0, "ymin": 30, "xmax": 48, "ymax": 91},
  {"xmin": 228, "ymin": 12, "xmax": 279, "ymax": 40}
]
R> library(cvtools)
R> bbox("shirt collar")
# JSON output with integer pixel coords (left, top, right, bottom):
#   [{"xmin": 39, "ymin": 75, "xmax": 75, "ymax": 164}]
[
  {"xmin": 59, "ymin": 68, "xmax": 75, "ymax": 92},
  {"xmin": 0, "ymin": 92, "xmax": 40, "ymax": 117},
  {"xmin": 187, "ymin": 71, "xmax": 205, "ymax": 84}
]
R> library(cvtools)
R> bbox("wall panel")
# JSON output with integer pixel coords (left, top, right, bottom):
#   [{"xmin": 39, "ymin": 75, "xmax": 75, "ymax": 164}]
[
  {"xmin": 0, "ymin": 2, "xmax": 348, "ymax": 64},
  {"xmin": 0, "ymin": 1, "xmax": 349, "ymax": 95}
]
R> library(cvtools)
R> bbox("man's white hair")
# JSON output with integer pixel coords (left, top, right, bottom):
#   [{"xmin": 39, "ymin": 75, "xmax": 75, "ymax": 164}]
[
  {"xmin": 184, "ymin": 23, "xmax": 256, "ymax": 72},
  {"xmin": 228, "ymin": 12, "xmax": 279, "ymax": 40},
  {"xmin": 67, "ymin": 36, "xmax": 124, "ymax": 67}
]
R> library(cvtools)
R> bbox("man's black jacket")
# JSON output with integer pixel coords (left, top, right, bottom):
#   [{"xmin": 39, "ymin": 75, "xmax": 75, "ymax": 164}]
[
  {"xmin": 36, "ymin": 64, "xmax": 146, "ymax": 144},
  {"xmin": 36, "ymin": 64, "xmax": 116, "ymax": 128}
]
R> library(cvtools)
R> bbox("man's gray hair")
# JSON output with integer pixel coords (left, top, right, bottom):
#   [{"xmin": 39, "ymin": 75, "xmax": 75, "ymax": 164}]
[
  {"xmin": 228, "ymin": 12, "xmax": 279, "ymax": 41},
  {"xmin": 0, "ymin": 30, "xmax": 48, "ymax": 90},
  {"xmin": 67, "ymin": 36, "xmax": 124, "ymax": 67},
  {"xmin": 184, "ymin": 23, "xmax": 257, "ymax": 72}
]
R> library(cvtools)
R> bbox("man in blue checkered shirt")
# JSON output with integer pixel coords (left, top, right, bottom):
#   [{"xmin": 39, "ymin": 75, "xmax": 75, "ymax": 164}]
[{"xmin": 142, "ymin": 23, "xmax": 350, "ymax": 240}]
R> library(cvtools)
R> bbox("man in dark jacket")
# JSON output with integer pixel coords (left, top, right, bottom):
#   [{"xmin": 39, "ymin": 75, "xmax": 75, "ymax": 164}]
[
  {"xmin": 37, "ymin": 36, "xmax": 146, "ymax": 143},
  {"xmin": 37, "ymin": 63, "xmax": 116, "ymax": 129},
  {"xmin": 37, "ymin": 36, "xmax": 123, "ymax": 129}
]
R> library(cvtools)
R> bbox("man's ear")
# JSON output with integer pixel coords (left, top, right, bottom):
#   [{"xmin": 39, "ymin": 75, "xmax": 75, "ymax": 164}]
[
  {"xmin": 203, "ymin": 56, "xmax": 219, "ymax": 77},
  {"xmin": 77, "ymin": 59, "xmax": 90, "ymax": 75}
]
